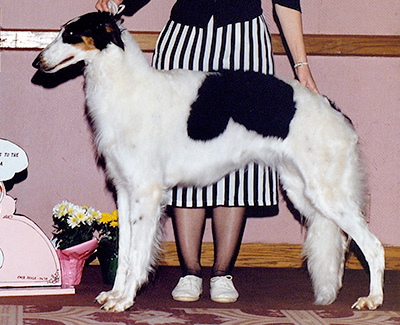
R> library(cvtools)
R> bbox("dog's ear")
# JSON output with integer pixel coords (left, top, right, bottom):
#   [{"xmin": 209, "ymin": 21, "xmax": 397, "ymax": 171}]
[
  {"xmin": 92, "ymin": 13, "xmax": 125, "ymax": 50},
  {"xmin": 107, "ymin": 20, "xmax": 125, "ymax": 50}
]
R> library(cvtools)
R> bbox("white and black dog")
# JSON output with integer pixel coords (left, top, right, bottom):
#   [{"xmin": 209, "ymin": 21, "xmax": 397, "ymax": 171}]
[{"xmin": 33, "ymin": 12, "xmax": 384, "ymax": 312}]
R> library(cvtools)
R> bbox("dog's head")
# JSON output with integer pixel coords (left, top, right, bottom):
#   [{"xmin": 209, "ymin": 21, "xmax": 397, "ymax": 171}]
[{"xmin": 32, "ymin": 12, "xmax": 124, "ymax": 73}]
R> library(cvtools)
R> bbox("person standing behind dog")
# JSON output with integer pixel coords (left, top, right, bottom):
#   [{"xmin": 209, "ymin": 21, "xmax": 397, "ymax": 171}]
[{"xmin": 96, "ymin": 0, "xmax": 318, "ymax": 303}]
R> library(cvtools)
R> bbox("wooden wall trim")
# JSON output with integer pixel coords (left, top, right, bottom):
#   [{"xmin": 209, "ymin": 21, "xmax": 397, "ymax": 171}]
[
  {"xmin": 1, "ymin": 30, "xmax": 400, "ymax": 57},
  {"xmin": 159, "ymin": 242, "xmax": 400, "ymax": 270}
]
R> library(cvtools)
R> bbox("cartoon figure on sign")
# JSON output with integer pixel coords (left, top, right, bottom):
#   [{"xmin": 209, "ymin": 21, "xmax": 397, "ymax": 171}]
[
  {"xmin": 0, "ymin": 139, "xmax": 29, "ymax": 183},
  {"xmin": 0, "ymin": 139, "xmax": 66, "ymax": 291},
  {"xmin": 0, "ymin": 139, "xmax": 28, "ymax": 220}
]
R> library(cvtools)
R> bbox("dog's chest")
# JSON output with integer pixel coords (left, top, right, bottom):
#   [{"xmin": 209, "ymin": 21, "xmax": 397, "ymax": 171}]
[{"xmin": 187, "ymin": 71, "xmax": 296, "ymax": 141}]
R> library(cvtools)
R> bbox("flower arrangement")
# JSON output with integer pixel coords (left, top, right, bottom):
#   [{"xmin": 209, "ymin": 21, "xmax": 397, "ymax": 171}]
[
  {"xmin": 97, "ymin": 209, "xmax": 119, "ymax": 257},
  {"xmin": 52, "ymin": 201, "xmax": 102, "ymax": 250},
  {"xmin": 96, "ymin": 209, "xmax": 119, "ymax": 284}
]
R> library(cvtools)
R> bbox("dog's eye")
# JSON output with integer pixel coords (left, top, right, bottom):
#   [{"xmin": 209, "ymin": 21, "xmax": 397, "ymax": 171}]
[{"xmin": 62, "ymin": 29, "xmax": 83, "ymax": 44}]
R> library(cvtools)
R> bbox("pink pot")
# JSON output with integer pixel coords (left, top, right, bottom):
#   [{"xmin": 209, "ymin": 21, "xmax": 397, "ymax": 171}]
[{"xmin": 56, "ymin": 238, "xmax": 98, "ymax": 288}]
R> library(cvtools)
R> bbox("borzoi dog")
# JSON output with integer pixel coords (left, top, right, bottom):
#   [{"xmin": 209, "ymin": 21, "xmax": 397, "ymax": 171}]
[{"xmin": 33, "ymin": 12, "xmax": 384, "ymax": 312}]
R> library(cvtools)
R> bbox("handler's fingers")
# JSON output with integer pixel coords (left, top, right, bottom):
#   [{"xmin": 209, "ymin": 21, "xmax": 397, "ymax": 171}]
[
  {"xmin": 95, "ymin": 0, "xmax": 109, "ymax": 12},
  {"xmin": 95, "ymin": 0, "xmax": 123, "ymax": 12}
]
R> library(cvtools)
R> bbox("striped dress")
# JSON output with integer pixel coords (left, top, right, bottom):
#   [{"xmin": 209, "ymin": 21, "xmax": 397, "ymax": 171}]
[{"xmin": 152, "ymin": 9, "xmax": 279, "ymax": 215}]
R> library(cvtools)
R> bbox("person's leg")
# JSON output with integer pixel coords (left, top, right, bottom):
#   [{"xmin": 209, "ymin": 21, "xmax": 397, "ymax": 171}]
[
  {"xmin": 211, "ymin": 207, "xmax": 246, "ymax": 276},
  {"xmin": 209, "ymin": 206, "xmax": 246, "ymax": 303},
  {"xmin": 171, "ymin": 208, "xmax": 206, "ymax": 301},
  {"xmin": 172, "ymin": 207, "xmax": 206, "ymax": 276}
]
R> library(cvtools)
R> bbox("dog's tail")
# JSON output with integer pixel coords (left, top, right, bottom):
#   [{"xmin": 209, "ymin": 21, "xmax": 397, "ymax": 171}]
[{"xmin": 303, "ymin": 215, "xmax": 347, "ymax": 305}]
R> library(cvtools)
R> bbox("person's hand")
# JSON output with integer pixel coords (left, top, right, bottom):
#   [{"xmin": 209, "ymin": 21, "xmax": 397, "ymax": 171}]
[
  {"xmin": 95, "ymin": 0, "xmax": 124, "ymax": 12},
  {"xmin": 296, "ymin": 65, "xmax": 319, "ymax": 94}
]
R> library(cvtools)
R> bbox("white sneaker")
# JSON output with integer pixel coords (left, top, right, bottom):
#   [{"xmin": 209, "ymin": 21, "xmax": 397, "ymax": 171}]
[
  {"xmin": 171, "ymin": 275, "xmax": 202, "ymax": 302},
  {"xmin": 210, "ymin": 275, "xmax": 239, "ymax": 303}
]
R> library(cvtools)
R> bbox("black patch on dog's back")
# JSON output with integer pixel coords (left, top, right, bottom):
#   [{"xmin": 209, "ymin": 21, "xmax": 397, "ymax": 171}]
[{"xmin": 187, "ymin": 70, "xmax": 296, "ymax": 141}]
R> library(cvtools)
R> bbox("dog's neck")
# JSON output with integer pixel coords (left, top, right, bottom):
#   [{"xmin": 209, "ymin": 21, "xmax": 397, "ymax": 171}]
[{"xmin": 85, "ymin": 30, "xmax": 151, "ymax": 81}]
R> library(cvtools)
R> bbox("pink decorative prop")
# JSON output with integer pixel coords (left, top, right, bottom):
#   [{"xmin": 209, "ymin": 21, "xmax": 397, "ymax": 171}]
[
  {"xmin": 0, "ymin": 183, "xmax": 64, "ymax": 289},
  {"xmin": 56, "ymin": 238, "xmax": 98, "ymax": 288},
  {"xmin": 0, "ymin": 141, "xmax": 75, "ymax": 295}
]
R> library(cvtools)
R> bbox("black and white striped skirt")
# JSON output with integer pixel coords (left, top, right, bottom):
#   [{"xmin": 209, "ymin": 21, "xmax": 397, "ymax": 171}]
[{"xmin": 153, "ymin": 15, "xmax": 279, "ymax": 212}]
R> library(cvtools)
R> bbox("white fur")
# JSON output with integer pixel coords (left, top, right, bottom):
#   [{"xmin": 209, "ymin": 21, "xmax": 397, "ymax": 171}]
[{"xmin": 35, "ymin": 17, "xmax": 385, "ymax": 312}]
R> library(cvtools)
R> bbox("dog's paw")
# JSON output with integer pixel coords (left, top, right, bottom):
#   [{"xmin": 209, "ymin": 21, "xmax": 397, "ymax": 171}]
[
  {"xmin": 101, "ymin": 297, "xmax": 134, "ymax": 312},
  {"xmin": 96, "ymin": 290, "xmax": 134, "ymax": 312},
  {"xmin": 96, "ymin": 290, "xmax": 114, "ymax": 305},
  {"xmin": 351, "ymin": 295, "xmax": 383, "ymax": 310}
]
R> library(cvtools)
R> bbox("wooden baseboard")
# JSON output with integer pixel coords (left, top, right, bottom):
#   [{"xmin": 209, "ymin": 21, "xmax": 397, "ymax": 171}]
[{"xmin": 159, "ymin": 242, "xmax": 400, "ymax": 270}]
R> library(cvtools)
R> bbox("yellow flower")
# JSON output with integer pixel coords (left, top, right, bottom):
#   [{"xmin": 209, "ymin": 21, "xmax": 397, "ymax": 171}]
[
  {"xmin": 111, "ymin": 210, "xmax": 118, "ymax": 221},
  {"xmin": 110, "ymin": 221, "xmax": 118, "ymax": 228},
  {"xmin": 100, "ymin": 213, "xmax": 112, "ymax": 224}
]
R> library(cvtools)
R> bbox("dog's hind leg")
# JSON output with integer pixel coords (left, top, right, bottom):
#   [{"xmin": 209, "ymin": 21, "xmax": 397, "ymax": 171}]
[
  {"xmin": 349, "ymin": 229, "xmax": 384, "ymax": 310},
  {"xmin": 325, "ymin": 208, "xmax": 384, "ymax": 310},
  {"xmin": 279, "ymin": 162, "xmax": 346, "ymax": 306},
  {"xmin": 283, "ymin": 146, "xmax": 384, "ymax": 309},
  {"xmin": 301, "ymin": 152, "xmax": 384, "ymax": 309}
]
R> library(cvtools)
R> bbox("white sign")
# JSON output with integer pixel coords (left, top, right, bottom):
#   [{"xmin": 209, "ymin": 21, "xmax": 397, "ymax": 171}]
[{"xmin": 0, "ymin": 139, "xmax": 29, "ymax": 182}]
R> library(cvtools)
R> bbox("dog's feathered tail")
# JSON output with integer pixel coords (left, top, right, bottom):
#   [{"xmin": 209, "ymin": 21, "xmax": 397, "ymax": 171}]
[{"xmin": 303, "ymin": 216, "xmax": 348, "ymax": 305}]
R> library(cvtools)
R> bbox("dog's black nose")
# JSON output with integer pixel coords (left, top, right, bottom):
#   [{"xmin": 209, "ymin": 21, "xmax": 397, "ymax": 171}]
[{"xmin": 32, "ymin": 55, "xmax": 42, "ymax": 69}]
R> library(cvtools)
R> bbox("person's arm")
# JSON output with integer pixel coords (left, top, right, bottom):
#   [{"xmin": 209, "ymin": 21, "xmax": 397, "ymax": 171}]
[
  {"xmin": 95, "ymin": 0, "xmax": 124, "ymax": 12},
  {"xmin": 274, "ymin": 4, "xmax": 318, "ymax": 93}
]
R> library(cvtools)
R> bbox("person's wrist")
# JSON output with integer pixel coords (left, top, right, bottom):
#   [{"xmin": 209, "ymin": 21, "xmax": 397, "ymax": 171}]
[{"xmin": 294, "ymin": 61, "xmax": 309, "ymax": 69}]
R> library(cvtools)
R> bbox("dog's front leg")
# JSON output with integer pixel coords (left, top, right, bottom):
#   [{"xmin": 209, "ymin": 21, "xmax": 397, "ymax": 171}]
[
  {"xmin": 99, "ymin": 183, "xmax": 164, "ymax": 312},
  {"xmin": 96, "ymin": 186, "xmax": 132, "ymax": 306}
]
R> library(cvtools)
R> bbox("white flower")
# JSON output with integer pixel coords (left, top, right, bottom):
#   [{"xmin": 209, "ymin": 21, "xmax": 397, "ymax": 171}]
[
  {"xmin": 87, "ymin": 207, "xmax": 102, "ymax": 225},
  {"xmin": 67, "ymin": 214, "xmax": 79, "ymax": 229},
  {"xmin": 66, "ymin": 203, "xmax": 78, "ymax": 216},
  {"xmin": 75, "ymin": 206, "xmax": 88, "ymax": 224},
  {"xmin": 53, "ymin": 200, "xmax": 71, "ymax": 219}
]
